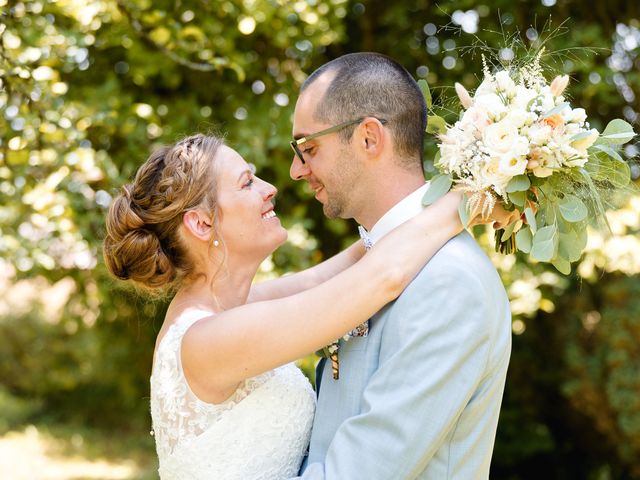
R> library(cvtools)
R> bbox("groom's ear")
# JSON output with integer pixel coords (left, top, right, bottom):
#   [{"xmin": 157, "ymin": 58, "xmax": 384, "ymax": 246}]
[
  {"xmin": 358, "ymin": 117, "xmax": 386, "ymax": 159},
  {"xmin": 182, "ymin": 210, "xmax": 214, "ymax": 241}
]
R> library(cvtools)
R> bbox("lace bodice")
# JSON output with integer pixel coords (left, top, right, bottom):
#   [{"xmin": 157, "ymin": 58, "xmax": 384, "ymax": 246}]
[{"xmin": 150, "ymin": 310, "xmax": 316, "ymax": 480}]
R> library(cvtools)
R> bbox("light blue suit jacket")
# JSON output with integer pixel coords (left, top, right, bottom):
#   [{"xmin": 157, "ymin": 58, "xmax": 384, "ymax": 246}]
[{"xmin": 294, "ymin": 231, "xmax": 511, "ymax": 479}]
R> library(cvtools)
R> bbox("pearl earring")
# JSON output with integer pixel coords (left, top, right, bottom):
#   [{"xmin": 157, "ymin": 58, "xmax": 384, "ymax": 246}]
[{"xmin": 213, "ymin": 240, "xmax": 220, "ymax": 247}]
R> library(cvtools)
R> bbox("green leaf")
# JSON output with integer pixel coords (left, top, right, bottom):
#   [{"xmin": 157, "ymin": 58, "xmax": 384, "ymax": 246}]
[
  {"xmin": 500, "ymin": 220, "xmax": 518, "ymax": 242},
  {"xmin": 426, "ymin": 115, "xmax": 448, "ymax": 135},
  {"xmin": 551, "ymin": 256, "xmax": 571, "ymax": 275},
  {"xmin": 515, "ymin": 226, "xmax": 533, "ymax": 253},
  {"xmin": 571, "ymin": 130, "xmax": 596, "ymax": 142},
  {"xmin": 505, "ymin": 175, "xmax": 531, "ymax": 193},
  {"xmin": 578, "ymin": 168, "xmax": 612, "ymax": 232},
  {"xmin": 458, "ymin": 194, "xmax": 470, "ymax": 228},
  {"xmin": 559, "ymin": 230, "xmax": 583, "ymax": 262},
  {"xmin": 559, "ymin": 194, "xmax": 588, "ymax": 223},
  {"xmin": 508, "ymin": 191, "xmax": 526, "ymax": 208},
  {"xmin": 418, "ymin": 79, "xmax": 432, "ymax": 109},
  {"xmin": 433, "ymin": 149, "xmax": 441, "ymax": 166},
  {"xmin": 537, "ymin": 199, "xmax": 557, "ymax": 229},
  {"xmin": 590, "ymin": 151, "xmax": 631, "ymax": 188},
  {"xmin": 591, "ymin": 143, "xmax": 623, "ymax": 162},
  {"xmin": 524, "ymin": 207, "xmax": 537, "ymax": 234},
  {"xmin": 422, "ymin": 174, "xmax": 452, "ymax": 206},
  {"xmin": 609, "ymin": 157, "xmax": 632, "ymax": 188},
  {"xmin": 598, "ymin": 119, "xmax": 636, "ymax": 145},
  {"xmin": 531, "ymin": 225, "xmax": 558, "ymax": 262},
  {"xmin": 541, "ymin": 102, "xmax": 568, "ymax": 118}
]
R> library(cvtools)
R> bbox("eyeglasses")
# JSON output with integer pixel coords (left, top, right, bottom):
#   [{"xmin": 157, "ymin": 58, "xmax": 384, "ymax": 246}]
[{"xmin": 290, "ymin": 117, "xmax": 388, "ymax": 164}]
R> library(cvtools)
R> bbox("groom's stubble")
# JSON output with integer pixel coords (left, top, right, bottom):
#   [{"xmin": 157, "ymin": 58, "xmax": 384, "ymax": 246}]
[{"xmin": 320, "ymin": 143, "xmax": 366, "ymax": 221}]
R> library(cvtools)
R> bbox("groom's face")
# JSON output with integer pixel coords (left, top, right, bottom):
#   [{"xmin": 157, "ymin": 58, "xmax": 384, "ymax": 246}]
[{"xmin": 290, "ymin": 78, "xmax": 363, "ymax": 219}]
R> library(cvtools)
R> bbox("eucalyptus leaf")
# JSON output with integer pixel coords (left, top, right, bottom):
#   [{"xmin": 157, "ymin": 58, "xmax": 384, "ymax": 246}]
[
  {"xmin": 609, "ymin": 157, "xmax": 632, "ymax": 188},
  {"xmin": 571, "ymin": 131, "xmax": 596, "ymax": 142},
  {"xmin": 508, "ymin": 191, "xmax": 526, "ymax": 208},
  {"xmin": 591, "ymin": 151, "xmax": 632, "ymax": 188},
  {"xmin": 559, "ymin": 194, "xmax": 588, "ymax": 223},
  {"xmin": 515, "ymin": 226, "xmax": 533, "ymax": 253},
  {"xmin": 531, "ymin": 225, "xmax": 558, "ymax": 262},
  {"xmin": 524, "ymin": 207, "xmax": 537, "ymax": 234},
  {"xmin": 426, "ymin": 115, "xmax": 448, "ymax": 135},
  {"xmin": 559, "ymin": 231, "xmax": 583, "ymax": 262},
  {"xmin": 579, "ymin": 168, "xmax": 612, "ymax": 232},
  {"xmin": 501, "ymin": 221, "xmax": 518, "ymax": 242},
  {"xmin": 537, "ymin": 201, "xmax": 557, "ymax": 229},
  {"xmin": 552, "ymin": 256, "xmax": 571, "ymax": 275},
  {"xmin": 591, "ymin": 143, "xmax": 623, "ymax": 162},
  {"xmin": 598, "ymin": 119, "xmax": 636, "ymax": 145},
  {"xmin": 433, "ymin": 149, "xmax": 441, "ymax": 167},
  {"xmin": 506, "ymin": 175, "xmax": 531, "ymax": 193},
  {"xmin": 422, "ymin": 174, "xmax": 452, "ymax": 206},
  {"xmin": 418, "ymin": 79, "xmax": 432, "ymax": 109},
  {"xmin": 458, "ymin": 195, "xmax": 470, "ymax": 228}
]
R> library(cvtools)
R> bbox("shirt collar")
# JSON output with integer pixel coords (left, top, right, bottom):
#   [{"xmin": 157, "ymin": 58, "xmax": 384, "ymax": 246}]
[{"xmin": 363, "ymin": 182, "xmax": 430, "ymax": 245}]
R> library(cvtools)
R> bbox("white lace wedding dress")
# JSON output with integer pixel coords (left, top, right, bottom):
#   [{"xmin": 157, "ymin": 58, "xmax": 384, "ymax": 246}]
[{"xmin": 150, "ymin": 310, "xmax": 316, "ymax": 479}]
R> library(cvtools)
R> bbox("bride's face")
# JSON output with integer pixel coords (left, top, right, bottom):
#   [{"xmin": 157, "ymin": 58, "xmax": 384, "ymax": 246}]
[{"xmin": 214, "ymin": 145, "xmax": 287, "ymax": 262}]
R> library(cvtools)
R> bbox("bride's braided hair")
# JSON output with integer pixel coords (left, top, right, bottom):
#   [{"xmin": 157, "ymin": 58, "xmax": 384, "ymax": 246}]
[{"xmin": 103, "ymin": 134, "xmax": 223, "ymax": 291}]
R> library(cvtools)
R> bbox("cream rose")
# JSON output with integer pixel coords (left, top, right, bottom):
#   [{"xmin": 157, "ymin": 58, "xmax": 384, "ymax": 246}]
[{"xmin": 483, "ymin": 121, "xmax": 529, "ymax": 156}]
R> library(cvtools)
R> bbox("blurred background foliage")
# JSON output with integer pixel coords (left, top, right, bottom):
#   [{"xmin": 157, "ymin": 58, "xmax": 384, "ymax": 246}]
[{"xmin": 1, "ymin": 0, "xmax": 639, "ymax": 478}]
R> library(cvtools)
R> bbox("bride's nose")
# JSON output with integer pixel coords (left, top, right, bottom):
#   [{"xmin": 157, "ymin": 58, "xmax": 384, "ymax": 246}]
[{"xmin": 260, "ymin": 180, "xmax": 277, "ymax": 202}]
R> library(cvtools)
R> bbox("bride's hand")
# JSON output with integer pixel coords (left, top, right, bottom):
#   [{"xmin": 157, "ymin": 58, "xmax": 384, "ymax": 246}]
[
  {"xmin": 466, "ymin": 193, "xmax": 538, "ymax": 230},
  {"xmin": 468, "ymin": 201, "xmax": 521, "ymax": 229}
]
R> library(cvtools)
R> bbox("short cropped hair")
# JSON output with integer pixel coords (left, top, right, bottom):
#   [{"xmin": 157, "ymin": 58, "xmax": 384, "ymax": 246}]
[{"xmin": 301, "ymin": 52, "xmax": 427, "ymax": 169}]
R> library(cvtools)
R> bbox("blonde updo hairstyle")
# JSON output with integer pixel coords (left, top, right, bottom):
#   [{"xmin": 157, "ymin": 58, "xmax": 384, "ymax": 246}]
[{"xmin": 103, "ymin": 134, "xmax": 223, "ymax": 291}]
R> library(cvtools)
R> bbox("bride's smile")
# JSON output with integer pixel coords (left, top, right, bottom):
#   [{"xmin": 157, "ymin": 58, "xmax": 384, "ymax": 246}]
[{"xmin": 213, "ymin": 145, "xmax": 288, "ymax": 263}]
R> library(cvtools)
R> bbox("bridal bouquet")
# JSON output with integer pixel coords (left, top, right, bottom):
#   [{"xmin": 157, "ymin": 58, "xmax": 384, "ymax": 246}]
[{"xmin": 422, "ymin": 49, "xmax": 635, "ymax": 273}]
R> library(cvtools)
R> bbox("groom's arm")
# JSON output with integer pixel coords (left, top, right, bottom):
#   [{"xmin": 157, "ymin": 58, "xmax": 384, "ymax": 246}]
[{"xmin": 295, "ymin": 252, "xmax": 504, "ymax": 479}]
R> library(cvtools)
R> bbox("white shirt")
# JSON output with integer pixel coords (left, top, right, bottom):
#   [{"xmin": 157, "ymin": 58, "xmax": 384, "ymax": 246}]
[{"xmin": 359, "ymin": 182, "xmax": 430, "ymax": 247}]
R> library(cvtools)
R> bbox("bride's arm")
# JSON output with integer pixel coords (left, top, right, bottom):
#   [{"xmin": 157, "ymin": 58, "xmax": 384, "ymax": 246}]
[
  {"xmin": 183, "ymin": 191, "xmax": 463, "ymax": 392},
  {"xmin": 247, "ymin": 187, "xmax": 518, "ymax": 303},
  {"xmin": 247, "ymin": 240, "xmax": 365, "ymax": 303}
]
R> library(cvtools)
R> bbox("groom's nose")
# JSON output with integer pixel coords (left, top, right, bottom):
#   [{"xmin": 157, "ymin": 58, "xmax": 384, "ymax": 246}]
[{"xmin": 289, "ymin": 153, "xmax": 310, "ymax": 180}]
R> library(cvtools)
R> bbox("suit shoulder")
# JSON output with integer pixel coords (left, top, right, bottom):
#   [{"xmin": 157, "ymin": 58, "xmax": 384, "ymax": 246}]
[{"xmin": 421, "ymin": 231, "xmax": 494, "ymax": 275}]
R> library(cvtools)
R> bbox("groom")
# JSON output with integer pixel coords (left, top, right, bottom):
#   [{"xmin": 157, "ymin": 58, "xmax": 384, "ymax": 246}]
[{"xmin": 289, "ymin": 53, "xmax": 512, "ymax": 479}]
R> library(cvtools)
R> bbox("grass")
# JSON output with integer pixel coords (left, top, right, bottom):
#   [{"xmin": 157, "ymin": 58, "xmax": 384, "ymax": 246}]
[{"xmin": 0, "ymin": 422, "xmax": 157, "ymax": 480}]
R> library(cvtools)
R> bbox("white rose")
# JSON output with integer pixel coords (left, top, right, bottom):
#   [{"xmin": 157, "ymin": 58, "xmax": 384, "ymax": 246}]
[
  {"xmin": 483, "ymin": 121, "xmax": 529, "ymax": 156},
  {"xmin": 498, "ymin": 154, "xmax": 528, "ymax": 177}
]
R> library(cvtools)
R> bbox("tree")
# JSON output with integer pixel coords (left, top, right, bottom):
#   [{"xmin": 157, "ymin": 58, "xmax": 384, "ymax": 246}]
[{"xmin": 1, "ymin": 0, "xmax": 638, "ymax": 476}]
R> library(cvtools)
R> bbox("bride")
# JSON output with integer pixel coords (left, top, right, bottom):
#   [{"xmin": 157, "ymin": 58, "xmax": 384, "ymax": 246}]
[{"xmin": 103, "ymin": 133, "xmax": 466, "ymax": 479}]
